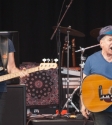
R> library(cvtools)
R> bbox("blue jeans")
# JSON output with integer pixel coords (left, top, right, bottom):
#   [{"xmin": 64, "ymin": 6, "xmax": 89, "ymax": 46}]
[
  {"xmin": 93, "ymin": 112, "xmax": 112, "ymax": 125},
  {"xmin": 0, "ymin": 92, "xmax": 6, "ymax": 124}
]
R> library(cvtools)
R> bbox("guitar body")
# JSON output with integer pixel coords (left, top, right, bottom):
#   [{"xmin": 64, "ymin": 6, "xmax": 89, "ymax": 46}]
[{"xmin": 82, "ymin": 74, "xmax": 112, "ymax": 112}]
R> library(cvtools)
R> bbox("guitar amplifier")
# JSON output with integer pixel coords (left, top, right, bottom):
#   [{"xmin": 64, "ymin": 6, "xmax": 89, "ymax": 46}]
[{"xmin": 2, "ymin": 84, "xmax": 26, "ymax": 125}]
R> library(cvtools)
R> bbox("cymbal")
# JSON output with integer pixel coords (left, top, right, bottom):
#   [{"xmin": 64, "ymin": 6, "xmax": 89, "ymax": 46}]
[
  {"xmin": 90, "ymin": 28, "xmax": 102, "ymax": 38},
  {"xmin": 52, "ymin": 26, "xmax": 85, "ymax": 37}
]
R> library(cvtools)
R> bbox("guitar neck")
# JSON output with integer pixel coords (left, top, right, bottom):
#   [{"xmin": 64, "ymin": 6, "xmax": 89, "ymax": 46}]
[
  {"xmin": 0, "ymin": 62, "xmax": 57, "ymax": 82},
  {"xmin": 0, "ymin": 67, "xmax": 39, "ymax": 82}
]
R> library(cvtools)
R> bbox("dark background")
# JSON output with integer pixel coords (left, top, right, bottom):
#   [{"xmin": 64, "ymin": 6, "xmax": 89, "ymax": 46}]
[{"xmin": 0, "ymin": 0, "xmax": 112, "ymax": 67}]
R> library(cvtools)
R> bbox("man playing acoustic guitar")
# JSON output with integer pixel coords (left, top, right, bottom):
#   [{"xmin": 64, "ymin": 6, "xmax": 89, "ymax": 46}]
[{"xmin": 80, "ymin": 25, "xmax": 112, "ymax": 125}]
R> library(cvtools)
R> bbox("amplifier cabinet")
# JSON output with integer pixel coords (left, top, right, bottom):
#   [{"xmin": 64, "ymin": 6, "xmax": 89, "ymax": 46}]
[{"xmin": 2, "ymin": 84, "xmax": 26, "ymax": 125}]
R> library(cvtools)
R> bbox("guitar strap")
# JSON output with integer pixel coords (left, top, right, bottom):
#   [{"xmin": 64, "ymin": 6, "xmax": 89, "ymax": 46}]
[{"xmin": 0, "ymin": 36, "xmax": 9, "ymax": 71}]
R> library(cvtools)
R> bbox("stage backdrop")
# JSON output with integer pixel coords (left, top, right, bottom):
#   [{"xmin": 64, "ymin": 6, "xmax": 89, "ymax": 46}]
[{"xmin": 0, "ymin": 0, "xmax": 112, "ymax": 65}]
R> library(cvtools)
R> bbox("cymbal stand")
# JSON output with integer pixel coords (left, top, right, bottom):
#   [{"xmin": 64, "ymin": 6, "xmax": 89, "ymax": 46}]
[
  {"xmin": 50, "ymin": 0, "xmax": 74, "ymax": 116},
  {"xmin": 62, "ymin": 86, "xmax": 80, "ymax": 112},
  {"xmin": 62, "ymin": 47, "xmax": 86, "ymax": 113},
  {"xmin": 66, "ymin": 29, "xmax": 70, "ymax": 113},
  {"xmin": 62, "ymin": 27, "xmax": 80, "ymax": 113},
  {"xmin": 75, "ymin": 44, "xmax": 100, "ymax": 84}
]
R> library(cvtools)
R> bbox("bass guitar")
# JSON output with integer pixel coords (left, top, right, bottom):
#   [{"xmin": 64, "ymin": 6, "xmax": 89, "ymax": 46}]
[{"xmin": 0, "ymin": 62, "xmax": 57, "ymax": 82}]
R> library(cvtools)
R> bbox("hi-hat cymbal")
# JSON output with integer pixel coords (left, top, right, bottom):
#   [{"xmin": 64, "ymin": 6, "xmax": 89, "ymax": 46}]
[
  {"xmin": 52, "ymin": 26, "xmax": 85, "ymax": 37},
  {"xmin": 90, "ymin": 28, "xmax": 102, "ymax": 38}
]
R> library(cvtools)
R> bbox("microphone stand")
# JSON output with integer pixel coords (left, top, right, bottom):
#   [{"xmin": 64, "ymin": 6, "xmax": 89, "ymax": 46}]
[
  {"xmin": 50, "ymin": 0, "xmax": 74, "ymax": 116},
  {"xmin": 50, "ymin": 0, "xmax": 73, "ymax": 40},
  {"xmin": 56, "ymin": 29, "xmax": 62, "ymax": 116},
  {"xmin": 66, "ymin": 30, "xmax": 70, "ymax": 113}
]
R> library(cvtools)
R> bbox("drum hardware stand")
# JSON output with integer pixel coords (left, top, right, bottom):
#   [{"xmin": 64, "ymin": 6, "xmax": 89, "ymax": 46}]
[
  {"xmin": 75, "ymin": 44, "xmax": 100, "ymax": 84},
  {"xmin": 62, "ymin": 46, "xmax": 87, "ymax": 113},
  {"xmin": 61, "ymin": 47, "xmax": 86, "ymax": 114},
  {"xmin": 62, "ymin": 86, "xmax": 80, "ymax": 112},
  {"xmin": 61, "ymin": 26, "xmax": 80, "ymax": 113},
  {"xmin": 50, "ymin": 0, "xmax": 74, "ymax": 116},
  {"xmin": 66, "ymin": 28, "xmax": 70, "ymax": 113}
]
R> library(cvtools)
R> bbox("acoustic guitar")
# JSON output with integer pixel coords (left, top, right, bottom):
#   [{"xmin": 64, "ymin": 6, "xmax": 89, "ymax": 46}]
[
  {"xmin": 81, "ymin": 74, "xmax": 112, "ymax": 112},
  {"xmin": 0, "ymin": 62, "xmax": 57, "ymax": 82}
]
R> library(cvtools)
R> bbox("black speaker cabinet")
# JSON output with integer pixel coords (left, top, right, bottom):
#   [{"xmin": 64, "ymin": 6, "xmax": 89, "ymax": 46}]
[{"xmin": 2, "ymin": 84, "xmax": 26, "ymax": 125}]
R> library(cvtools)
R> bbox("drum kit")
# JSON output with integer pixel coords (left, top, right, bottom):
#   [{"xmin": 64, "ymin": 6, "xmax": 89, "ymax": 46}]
[
  {"xmin": 52, "ymin": 26, "xmax": 101, "ymax": 114},
  {"xmin": 50, "ymin": 0, "xmax": 101, "ymax": 115}
]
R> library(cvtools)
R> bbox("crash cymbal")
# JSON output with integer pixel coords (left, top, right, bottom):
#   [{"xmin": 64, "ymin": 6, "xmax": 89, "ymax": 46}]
[
  {"xmin": 52, "ymin": 26, "xmax": 85, "ymax": 37},
  {"xmin": 90, "ymin": 28, "xmax": 102, "ymax": 38}
]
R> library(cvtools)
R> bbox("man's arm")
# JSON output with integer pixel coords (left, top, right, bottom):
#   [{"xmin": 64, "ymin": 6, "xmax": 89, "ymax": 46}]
[
  {"xmin": 80, "ymin": 73, "xmax": 90, "ymax": 119},
  {"xmin": 7, "ymin": 52, "xmax": 29, "ymax": 78}
]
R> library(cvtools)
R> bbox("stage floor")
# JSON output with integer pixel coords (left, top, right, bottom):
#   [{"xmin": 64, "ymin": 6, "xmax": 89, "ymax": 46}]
[{"xmin": 29, "ymin": 119, "xmax": 94, "ymax": 125}]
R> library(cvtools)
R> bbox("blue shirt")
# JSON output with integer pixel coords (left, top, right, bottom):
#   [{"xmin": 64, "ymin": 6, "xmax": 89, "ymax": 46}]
[
  {"xmin": 0, "ymin": 39, "xmax": 15, "ymax": 92},
  {"xmin": 83, "ymin": 50, "xmax": 112, "ymax": 112}
]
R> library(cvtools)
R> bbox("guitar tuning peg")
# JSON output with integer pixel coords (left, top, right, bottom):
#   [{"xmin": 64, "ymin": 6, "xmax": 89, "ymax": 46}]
[
  {"xmin": 42, "ymin": 58, "xmax": 46, "ymax": 63},
  {"xmin": 51, "ymin": 59, "xmax": 53, "ymax": 63},
  {"xmin": 46, "ymin": 58, "xmax": 50, "ymax": 63},
  {"xmin": 54, "ymin": 58, "xmax": 58, "ymax": 63}
]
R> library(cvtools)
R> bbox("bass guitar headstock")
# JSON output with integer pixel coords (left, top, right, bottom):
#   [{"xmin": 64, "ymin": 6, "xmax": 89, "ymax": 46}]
[{"xmin": 39, "ymin": 58, "xmax": 58, "ymax": 70}]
